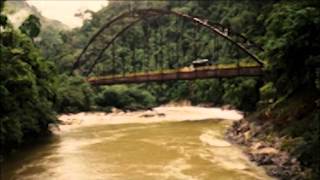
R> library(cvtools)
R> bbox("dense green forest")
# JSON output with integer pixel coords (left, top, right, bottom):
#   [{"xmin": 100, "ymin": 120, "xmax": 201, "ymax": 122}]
[
  {"xmin": 1, "ymin": 0, "xmax": 319, "ymax": 178},
  {"xmin": 0, "ymin": 0, "xmax": 93, "ymax": 152}
]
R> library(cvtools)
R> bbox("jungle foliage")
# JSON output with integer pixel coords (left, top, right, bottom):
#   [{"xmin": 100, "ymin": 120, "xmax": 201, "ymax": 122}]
[
  {"xmin": 0, "ymin": 5, "xmax": 93, "ymax": 152},
  {"xmin": 1, "ymin": 1, "xmax": 319, "ymax": 176},
  {"xmin": 95, "ymin": 85, "xmax": 156, "ymax": 111},
  {"xmin": 0, "ymin": 14, "xmax": 57, "ymax": 150}
]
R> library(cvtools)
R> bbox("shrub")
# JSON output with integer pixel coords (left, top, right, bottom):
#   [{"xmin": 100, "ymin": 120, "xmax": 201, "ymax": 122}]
[
  {"xmin": 54, "ymin": 75, "xmax": 94, "ymax": 113},
  {"xmin": 95, "ymin": 85, "xmax": 156, "ymax": 111}
]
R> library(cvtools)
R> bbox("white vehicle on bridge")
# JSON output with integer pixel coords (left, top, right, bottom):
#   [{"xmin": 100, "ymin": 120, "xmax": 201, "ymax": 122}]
[{"xmin": 191, "ymin": 59, "xmax": 211, "ymax": 68}]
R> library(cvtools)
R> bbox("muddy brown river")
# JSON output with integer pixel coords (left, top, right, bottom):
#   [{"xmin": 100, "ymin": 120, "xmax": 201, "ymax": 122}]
[{"xmin": 3, "ymin": 108, "xmax": 273, "ymax": 180}]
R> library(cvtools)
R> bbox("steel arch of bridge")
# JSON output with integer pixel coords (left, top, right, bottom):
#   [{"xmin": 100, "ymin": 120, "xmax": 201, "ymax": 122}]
[{"xmin": 72, "ymin": 8, "xmax": 264, "ymax": 76}]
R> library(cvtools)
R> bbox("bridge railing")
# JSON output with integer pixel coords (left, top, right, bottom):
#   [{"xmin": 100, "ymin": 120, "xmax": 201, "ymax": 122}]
[{"xmin": 88, "ymin": 63, "xmax": 260, "ymax": 82}]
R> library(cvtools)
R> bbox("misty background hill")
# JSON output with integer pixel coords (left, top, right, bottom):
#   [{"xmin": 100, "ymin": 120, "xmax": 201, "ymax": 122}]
[{"xmin": 4, "ymin": 1, "xmax": 69, "ymax": 30}]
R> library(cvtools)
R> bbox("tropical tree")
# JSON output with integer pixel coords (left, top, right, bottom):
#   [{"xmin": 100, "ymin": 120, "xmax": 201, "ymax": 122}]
[{"xmin": 19, "ymin": 14, "xmax": 41, "ymax": 41}]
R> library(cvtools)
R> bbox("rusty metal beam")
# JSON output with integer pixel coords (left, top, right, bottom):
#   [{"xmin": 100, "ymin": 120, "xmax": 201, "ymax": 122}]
[{"xmin": 88, "ymin": 66, "xmax": 263, "ymax": 86}]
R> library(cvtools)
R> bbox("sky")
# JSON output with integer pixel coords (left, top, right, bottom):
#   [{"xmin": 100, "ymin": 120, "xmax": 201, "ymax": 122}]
[{"xmin": 26, "ymin": 0, "xmax": 109, "ymax": 28}]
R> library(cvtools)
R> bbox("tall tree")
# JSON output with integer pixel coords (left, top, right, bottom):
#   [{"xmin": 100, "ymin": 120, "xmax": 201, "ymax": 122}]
[{"xmin": 19, "ymin": 15, "xmax": 41, "ymax": 40}]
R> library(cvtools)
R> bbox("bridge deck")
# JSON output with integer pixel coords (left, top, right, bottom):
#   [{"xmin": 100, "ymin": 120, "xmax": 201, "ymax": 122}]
[{"xmin": 88, "ymin": 66, "xmax": 263, "ymax": 85}]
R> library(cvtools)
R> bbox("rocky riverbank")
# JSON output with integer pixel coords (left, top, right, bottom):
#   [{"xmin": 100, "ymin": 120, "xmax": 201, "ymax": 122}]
[{"xmin": 226, "ymin": 118, "xmax": 306, "ymax": 180}]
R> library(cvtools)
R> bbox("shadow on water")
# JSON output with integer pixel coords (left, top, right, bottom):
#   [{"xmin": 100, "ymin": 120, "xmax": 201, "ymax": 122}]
[{"xmin": 2, "ymin": 135, "xmax": 62, "ymax": 180}]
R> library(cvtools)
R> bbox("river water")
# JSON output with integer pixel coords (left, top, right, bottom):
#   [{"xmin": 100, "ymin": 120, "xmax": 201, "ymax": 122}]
[{"xmin": 3, "ymin": 110, "xmax": 272, "ymax": 180}]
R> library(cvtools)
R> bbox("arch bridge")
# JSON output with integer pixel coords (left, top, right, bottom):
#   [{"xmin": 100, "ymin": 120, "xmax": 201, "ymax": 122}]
[{"xmin": 72, "ymin": 8, "xmax": 264, "ymax": 86}]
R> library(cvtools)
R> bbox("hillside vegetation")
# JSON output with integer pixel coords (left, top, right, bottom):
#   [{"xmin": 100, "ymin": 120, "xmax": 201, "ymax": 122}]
[{"xmin": 1, "ymin": 0, "xmax": 319, "ymax": 178}]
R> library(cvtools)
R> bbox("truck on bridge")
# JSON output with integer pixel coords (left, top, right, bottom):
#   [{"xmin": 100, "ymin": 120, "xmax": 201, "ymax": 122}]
[{"xmin": 191, "ymin": 59, "xmax": 212, "ymax": 68}]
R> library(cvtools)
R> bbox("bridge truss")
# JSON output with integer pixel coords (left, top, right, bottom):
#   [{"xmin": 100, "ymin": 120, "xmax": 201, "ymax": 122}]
[{"xmin": 72, "ymin": 8, "xmax": 264, "ymax": 84}]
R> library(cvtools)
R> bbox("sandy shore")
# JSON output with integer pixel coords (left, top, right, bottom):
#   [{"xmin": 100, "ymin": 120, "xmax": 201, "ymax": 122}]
[{"xmin": 56, "ymin": 106, "xmax": 243, "ymax": 132}]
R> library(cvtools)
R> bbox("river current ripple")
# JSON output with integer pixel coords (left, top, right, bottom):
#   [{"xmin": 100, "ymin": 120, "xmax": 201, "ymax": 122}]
[{"xmin": 3, "ymin": 109, "xmax": 273, "ymax": 180}]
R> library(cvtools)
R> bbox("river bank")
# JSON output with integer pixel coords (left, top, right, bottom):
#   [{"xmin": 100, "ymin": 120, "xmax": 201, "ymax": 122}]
[
  {"xmin": 226, "ymin": 118, "xmax": 305, "ymax": 180},
  {"xmin": 226, "ymin": 89, "xmax": 320, "ymax": 180}
]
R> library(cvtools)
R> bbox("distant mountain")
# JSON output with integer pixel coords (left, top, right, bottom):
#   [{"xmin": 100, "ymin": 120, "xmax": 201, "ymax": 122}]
[{"xmin": 4, "ymin": 1, "xmax": 70, "ymax": 31}]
